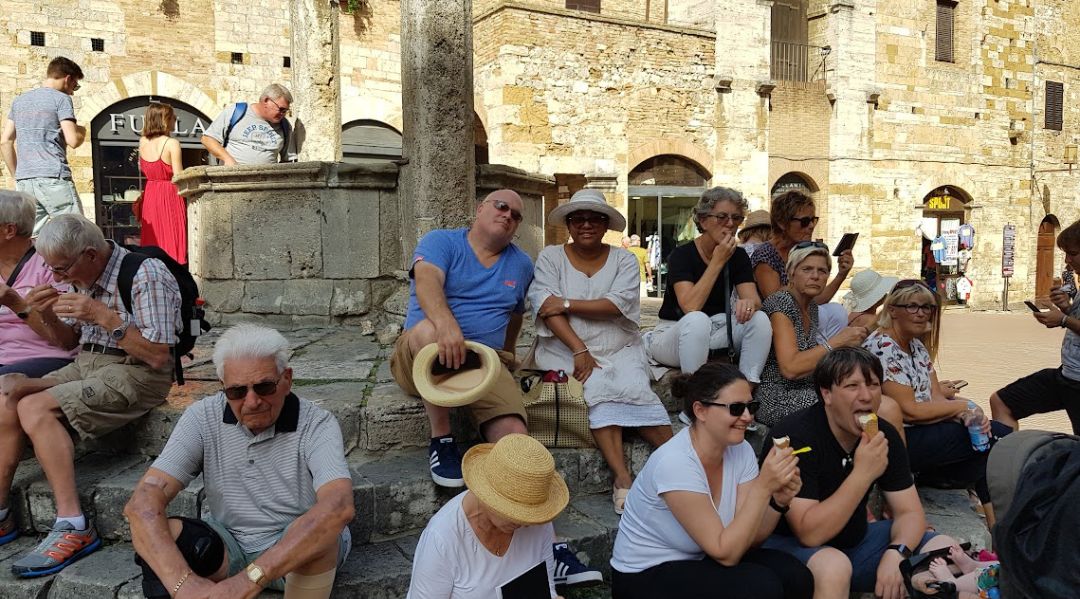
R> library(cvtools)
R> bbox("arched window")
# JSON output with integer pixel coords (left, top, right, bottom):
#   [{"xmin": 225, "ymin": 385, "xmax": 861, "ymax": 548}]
[
  {"xmin": 771, "ymin": 172, "xmax": 818, "ymax": 196},
  {"xmin": 628, "ymin": 155, "xmax": 710, "ymax": 187}
]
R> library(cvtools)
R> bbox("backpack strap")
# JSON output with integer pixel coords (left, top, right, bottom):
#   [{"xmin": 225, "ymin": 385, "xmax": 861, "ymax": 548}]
[
  {"xmin": 5, "ymin": 246, "xmax": 36, "ymax": 287},
  {"xmin": 117, "ymin": 252, "xmax": 149, "ymax": 315},
  {"xmin": 722, "ymin": 266, "xmax": 735, "ymax": 360},
  {"xmin": 222, "ymin": 102, "xmax": 248, "ymax": 149}
]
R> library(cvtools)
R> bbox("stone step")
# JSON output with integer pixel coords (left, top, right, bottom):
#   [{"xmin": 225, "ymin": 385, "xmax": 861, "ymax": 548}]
[{"xmin": 0, "ymin": 494, "xmax": 618, "ymax": 599}]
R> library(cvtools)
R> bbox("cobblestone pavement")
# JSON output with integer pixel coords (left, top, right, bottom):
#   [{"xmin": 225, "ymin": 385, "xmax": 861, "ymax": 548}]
[{"xmin": 641, "ymin": 298, "xmax": 1074, "ymax": 434}]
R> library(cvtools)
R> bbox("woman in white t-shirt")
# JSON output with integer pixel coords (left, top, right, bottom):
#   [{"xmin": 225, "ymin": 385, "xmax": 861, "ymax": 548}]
[
  {"xmin": 407, "ymin": 434, "xmax": 568, "ymax": 599},
  {"xmin": 610, "ymin": 363, "xmax": 813, "ymax": 599}
]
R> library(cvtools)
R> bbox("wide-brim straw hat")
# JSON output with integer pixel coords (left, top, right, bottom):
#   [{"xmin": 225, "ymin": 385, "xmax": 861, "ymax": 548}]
[
  {"xmin": 548, "ymin": 189, "xmax": 627, "ymax": 232},
  {"xmin": 412, "ymin": 341, "xmax": 502, "ymax": 408},
  {"xmin": 740, "ymin": 209, "xmax": 771, "ymax": 232},
  {"xmin": 843, "ymin": 269, "xmax": 899, "ymax": 313},
  {"xmin": 462, "ymin": 433, "xmax": 570, "ymax": 525}
]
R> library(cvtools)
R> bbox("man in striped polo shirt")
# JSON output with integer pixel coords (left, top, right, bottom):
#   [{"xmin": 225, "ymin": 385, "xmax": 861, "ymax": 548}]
[{"xmin": 124, "ymin": 324, "xmax": 354, "ymax": 599}]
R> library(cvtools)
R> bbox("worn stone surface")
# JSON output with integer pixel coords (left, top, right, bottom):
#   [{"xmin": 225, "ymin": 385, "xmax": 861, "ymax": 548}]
[
  {"xmin": 295, "ymin": 382, "xmax": 368, "ymax": 453},
  {"xmin": 359, "ymin": 384, "xmax": 429, "ymax": 451},
  {"xmin": 349, "ymin": 449, "xmax": 454, "ymax": 539},
  {"xmin": 290, "ymin": 0, "xmax": 341, "ymax": 162},
  {"xmin": 331, "ymin": 280, "xmax": 373, "ymax": 316},
  {"xmin": 47, "ymin": 545, "xmax": 142, "ymax": 598},
  {"xmin": 322, "ymin": 190, "xmax": 383, "ymax": 279},
  {"xmin": 93, "ymin": 468, "xmax": 203, "ymax": 542},
  {"xmin": 919, "ymin": 487, "xmax": 993, "ymax": 551},
  {"xmin": 25, "ymin": 453, "xmax": 146, "ymax": 533},
  {"xmin": 0, "ymin": 537, "xmax": 57, "ymax": 598},
  {"xmin": 281, "ymin": 279, "xmax": 335, "ymax": 316},
  {"xmin": 240, "ymin": 280, "xmax": 285, "ymax": 314}
]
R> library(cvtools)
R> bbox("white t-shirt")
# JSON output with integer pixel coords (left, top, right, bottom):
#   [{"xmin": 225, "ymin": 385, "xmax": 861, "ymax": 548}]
[
  {"xmin": 610, "ymin": 428, "xmax": 759, "ymax": 573},
  {"xmin": 407, "ymin": 492, "xmax": 557, "ymax": 599}
]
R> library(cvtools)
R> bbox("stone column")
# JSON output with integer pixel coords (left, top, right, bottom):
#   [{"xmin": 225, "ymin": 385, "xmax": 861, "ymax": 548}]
[
  {"xmin": 400, "ymin": 0, "xmax": 476, "ymax": 260},
  {"xmin": 290, "ymin": 0, "xmax": 342, "ymax": 162}
]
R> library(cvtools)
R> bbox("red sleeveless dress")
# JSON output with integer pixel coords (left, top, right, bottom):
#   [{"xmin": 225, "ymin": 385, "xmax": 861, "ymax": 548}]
[{"xmin": 138, "ymin": 145, "xmax": 188, "ymax": 265}]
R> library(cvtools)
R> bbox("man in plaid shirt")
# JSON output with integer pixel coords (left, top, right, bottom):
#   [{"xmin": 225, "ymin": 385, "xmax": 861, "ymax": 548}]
[{"xmin": 0, "ymin": 213, "xmax": 181, "ymax": 577}]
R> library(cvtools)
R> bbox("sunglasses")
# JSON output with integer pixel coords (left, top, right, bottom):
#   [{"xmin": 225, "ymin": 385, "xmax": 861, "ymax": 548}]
[
  {"xmin": 702, "ymin": 212, "xmax": 745, "ymax": 225},
  {"xmin": 566, "ymin": 213, "xmax": 610, "ymax": 227},
  {"xmin": 790, "ymin": 216, "xmax": 820, "ymax": 228},
  {"xmin": 223, "ymin": 376, "xmax": 282, "ymax": 400},
  {"xmin": 486, "ymin": 199, "xmax": 523, "ymax": 222},
  {"xmin": 699, "ymin": 400, "xmax": 761, "ymax": 417},
  {"xmin": 793, "ymin": 240, "xmax": 829, "ymax": 251}
]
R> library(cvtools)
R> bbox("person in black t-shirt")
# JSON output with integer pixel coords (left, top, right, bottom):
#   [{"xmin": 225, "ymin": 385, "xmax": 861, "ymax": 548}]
[
  {"xmin": 646, "ymin": 187, "xmax": 771, "ymax": 381},
  {"xmin": 761, "ymin": 348, "xmax": 959, "ymax": 599}
]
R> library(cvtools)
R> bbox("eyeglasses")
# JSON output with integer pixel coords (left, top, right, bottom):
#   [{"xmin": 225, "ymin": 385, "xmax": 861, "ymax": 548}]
[
  {"xmin": 486, "ymin": 199, "xmax": 523, "ymax": 222},
  {"xmin": 701, "ymin": 212, "xmax": 745, "ymax": 225},
  {"xmin": 699, "ymin": 400, "xmax": 761, "ymax": 417},
  {"xmin": 790, "ymin": 216, "xmax": 820, "ymax": 228},
  {"xmin": 47, "ymin": 250, "xmax": 87, "ymax": 275},
  {"xmin": 793, "ymin": 240, "xmax": 829, "ymax": 251},
  {"xmin": 267, "ymin": 97, "xmax": 290, "ymax": 116},
  {"xmin": 566, "ymin": 214, "xmax": 610, "ymax": 227},
  {"xmin": 894, "ymin": 303, "xmax": 937, "ymax": 315},
  {"xmin": 223, "ymin": 376, "xmax": 282, "ymax": 400}
]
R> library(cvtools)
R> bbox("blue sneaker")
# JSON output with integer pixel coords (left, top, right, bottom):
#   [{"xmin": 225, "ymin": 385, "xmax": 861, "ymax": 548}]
[
  {"xmin": 11, "ymin": 520, "xmax": 101, "ymax": 578},
  {"xmin": 429, "ymin": 436, "xmax": 465, "ymax": 488},
  {"xmin": 552, "ymin": 542, "xmax": 603, "ymax": 586}
]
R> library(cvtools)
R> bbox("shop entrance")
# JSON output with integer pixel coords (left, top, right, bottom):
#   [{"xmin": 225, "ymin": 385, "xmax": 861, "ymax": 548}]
[
  {"xmin": 919, "ymin": 186, "xmax": 972, "ymax": 304},
  {"xmin": 91, "ymin": 97, "xmax": 210, "ymax": 243},
  {"xmin": 627, "ymin": 155, "xmax": 710, "ymax": 296}
]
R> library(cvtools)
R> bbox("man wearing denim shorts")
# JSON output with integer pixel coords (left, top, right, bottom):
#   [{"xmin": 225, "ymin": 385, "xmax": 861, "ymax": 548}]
[
  {"xmin": 0, "ymin": 214, "xmax": 180, "ymax": 577},
  {"xmin": 1, "ymin": 57, "xmax": 86, "ymax": 235},
  {"xmin": 761, "ymin": 348, "xmax": 958, "ymax": 599},
  {"xmin": 125, "ymin": 324, "xmax": 354, "ymax": 599}
]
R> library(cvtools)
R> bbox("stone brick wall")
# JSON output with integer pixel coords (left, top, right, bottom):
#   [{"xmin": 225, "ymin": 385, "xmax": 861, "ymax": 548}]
[{"xmin": 341, "ymin": 0, "xmax": 403, "ymax": 127}]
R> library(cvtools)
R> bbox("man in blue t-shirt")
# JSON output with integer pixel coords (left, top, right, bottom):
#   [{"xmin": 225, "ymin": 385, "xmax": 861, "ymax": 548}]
[
  {"xmin": 390, "ymin": 189, "xmax": 535, "ymax": 488},
  {"xmin": 1, "ymin": 57, "xmax": 86, "ymax": 235}
]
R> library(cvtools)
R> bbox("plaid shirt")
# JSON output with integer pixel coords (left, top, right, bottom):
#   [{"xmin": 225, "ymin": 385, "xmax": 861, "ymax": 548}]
[{"xmin": 65, "ymin": 242, "xmax": 182, "ymax": 348}]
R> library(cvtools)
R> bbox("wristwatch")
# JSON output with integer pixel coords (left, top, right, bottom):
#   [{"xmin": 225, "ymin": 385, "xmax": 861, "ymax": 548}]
[
  {"xmin": 245, "ymin": 563, "xmax": 268, "ymax": 587},
  {"xmin": 563, "ymin": 298, "xmax": 571, "ymax": 313},
  {"xmin": 110, "ymin": 313, "xmax": 130, "ymax": 342},
  {"xmin": 887, "ymin": 543, "xmax": 912, "ymax": 558},
  {"xmin": 768, "ymin": 497, "xmax": 790, "ymax": 514},
  {"xmin": 15, "ymin": 306, "xmax": 30, "ymax": 320}
]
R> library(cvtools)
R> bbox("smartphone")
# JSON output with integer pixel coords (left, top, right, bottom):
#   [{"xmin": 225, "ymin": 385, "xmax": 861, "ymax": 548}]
[
  {"xmin": 833, "ymin": 232, "xmax": 859, "ymax": 256},
  {"xmin": 430, "ymin": 350, "xmax": 483, "ymax": 376},
  {"xmin": 953, "ymin": 381, "xmax": 968, "ymax": 390},
  {"xmin": 1023, "ymin": 300, "xmax": 1042, "ymax": 313}
]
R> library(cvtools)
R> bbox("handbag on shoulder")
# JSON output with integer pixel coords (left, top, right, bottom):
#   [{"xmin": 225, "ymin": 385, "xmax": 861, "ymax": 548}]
[{"xmin": 520, "ymin": 370, "xmax": 595, "ymax": 449}]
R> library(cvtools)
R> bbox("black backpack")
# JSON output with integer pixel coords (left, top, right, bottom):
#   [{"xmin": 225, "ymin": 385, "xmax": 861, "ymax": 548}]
[{"xmin": 117, "ymin": 245, "xmax": 210, "ymax": 385}]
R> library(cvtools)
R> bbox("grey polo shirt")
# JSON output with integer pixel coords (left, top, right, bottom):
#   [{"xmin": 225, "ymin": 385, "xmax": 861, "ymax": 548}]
[{"xmin": 152, "ymin": 391, "xmax": 351, "ymax": 553}]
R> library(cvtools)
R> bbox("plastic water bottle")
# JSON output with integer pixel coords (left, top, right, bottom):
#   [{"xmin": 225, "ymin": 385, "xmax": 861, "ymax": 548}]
[{"xmin": 965, "ymin": 401, "xmax": 991, "ymax": 452}]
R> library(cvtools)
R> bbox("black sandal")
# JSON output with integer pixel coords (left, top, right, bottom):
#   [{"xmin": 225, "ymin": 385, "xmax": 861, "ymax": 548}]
[{"xmin": 899, "ymin": 544, "xmax": 970, "ymax": 599}]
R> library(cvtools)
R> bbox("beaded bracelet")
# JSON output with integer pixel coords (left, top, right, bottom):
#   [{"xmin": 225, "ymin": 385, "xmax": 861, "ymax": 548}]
[{"xmin": 173, "ymin": 570, "xmax": 193, "ymax": 595}]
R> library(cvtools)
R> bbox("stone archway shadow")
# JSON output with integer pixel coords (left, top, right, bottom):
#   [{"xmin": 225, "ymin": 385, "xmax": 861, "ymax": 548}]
[
  {"xmin": 76, "ymin": 71, "xmax": 218, "ymax": 128},
  {"xmin": 627, "ymin": 138, "xmax": 713, "ymax": 176}
]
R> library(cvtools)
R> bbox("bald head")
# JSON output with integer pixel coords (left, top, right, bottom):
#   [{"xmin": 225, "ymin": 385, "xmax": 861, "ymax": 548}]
[{"xmin": 483, "ymin": 189, "xmax": 522, "ymax": 206}]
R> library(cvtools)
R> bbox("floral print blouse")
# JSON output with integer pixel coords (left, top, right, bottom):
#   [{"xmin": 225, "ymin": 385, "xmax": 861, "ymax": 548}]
[{"xmin": 863, "ymin": 330, "xmax": 933, "ymax": 402}]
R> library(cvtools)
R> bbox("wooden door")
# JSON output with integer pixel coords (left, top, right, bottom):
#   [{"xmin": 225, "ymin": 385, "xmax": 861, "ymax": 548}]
[{"xmin": 1035, "ymin": 221, "xmax": 1056, "ymax": 301}]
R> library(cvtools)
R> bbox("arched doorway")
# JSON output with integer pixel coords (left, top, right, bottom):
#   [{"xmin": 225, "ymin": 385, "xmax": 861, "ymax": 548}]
[
  {"xmin": 1036, "ymin": 215, "xmax": 1061, "ymax": 301},
  {"xmin": 771, "ymin": 171, "xmax": 818, "ymax": 196},
  {"xmin": 919, "ymin": 186, "xmax": 972, "ymax": 304},
  {"xmin": 628, "ymin": 154, "xmax": 711, "ymax": 296},
  {"xmin": 341, "ymin": 119, "xmax": 402, "ymax": 163},
  {"xmin": 91, "ymin": 96, "xmax": 211, "ymax": 243}
]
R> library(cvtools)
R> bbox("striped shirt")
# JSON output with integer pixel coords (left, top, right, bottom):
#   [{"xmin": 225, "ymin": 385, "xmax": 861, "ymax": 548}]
[
  {"xmin": 151, "ymin": 391, "xmax": 352, "ymax": 553},
  {"xmin": 65, "ymin": 241, "xmax": 181, "ymax": 347}
]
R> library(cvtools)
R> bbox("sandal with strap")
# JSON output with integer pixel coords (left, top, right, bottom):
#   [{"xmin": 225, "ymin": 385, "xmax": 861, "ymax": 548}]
[{"xmin": 613, "ymin": 485, "xmax": 629, "ymax": 515}]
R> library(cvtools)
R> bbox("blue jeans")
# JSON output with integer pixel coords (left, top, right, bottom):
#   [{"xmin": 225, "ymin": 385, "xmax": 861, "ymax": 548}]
[
  {"xmin": 906, "ymin": 420, "xmax": 1013, "ymax": 503},
  {"xmin": 16, "ymin": 177, "xmax": 82, "ymax": 236},
  {"xmin": 0, "ymin": 357, "xmax": 73, "ymax": 378}
]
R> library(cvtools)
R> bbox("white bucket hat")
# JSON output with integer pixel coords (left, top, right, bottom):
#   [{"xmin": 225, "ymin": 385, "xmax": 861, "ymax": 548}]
[
  {"xmin": 412, "ymin": 341, "xmax": 502, "ymax": 408},
  {"xmin": 548, "ymin": 189, "xmax": 627, "ymax": 233},
  {"xmin": 843, "ymin": 270, "xmax": 900, "ymax": 313}
]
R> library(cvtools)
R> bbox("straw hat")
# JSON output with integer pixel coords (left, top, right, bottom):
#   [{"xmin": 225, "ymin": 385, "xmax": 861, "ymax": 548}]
[
  {"xmin": 412, "ymin": 341, "xmax": 502, "ymax": 408},
  {"xmin": 740, "ymin": 209, "xmax": 771, "ymax": 232},
  {"xmin": 548, "ymin": 189, "xmax": 627, "ymax": 232},
  {"xmin": 843, "ymin": 269, "xmax": 899, "ymax": 313},
  {"xmin": 462, "ymin": 433, "xmax": 570, "ymax": 525}
]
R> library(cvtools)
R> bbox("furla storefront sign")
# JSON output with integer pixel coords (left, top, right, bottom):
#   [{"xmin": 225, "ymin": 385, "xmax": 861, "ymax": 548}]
[{"xmin": 94, "ymin": 97, "xmax": 209, "ymax": 145}]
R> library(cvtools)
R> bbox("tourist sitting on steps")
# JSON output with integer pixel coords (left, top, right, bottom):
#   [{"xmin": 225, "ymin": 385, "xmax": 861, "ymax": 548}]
[
  {"xmin": 609, "ymin": 363, "xmax": 813, "ymax": 599},
  {"xmin": 388, "ymin": 189, "xmax": 600, "ymax": 586},
  {"xmin": 125, "ymin": 324, "xmax": 354, "ymax": 599},
  {"xmin": 0, "ymin": 213, "xmax": 181, "ymax": 578},
  {"xmin": 0, "ymin": 191, "xmax": 78, "ymax": 378},
  {"xmin": 762, "ymin": 347, "xmax": 960, "ymax": 599},
  {"xmin": 408, "ymin": 434, "xmax": 569, "ymax": 599}
]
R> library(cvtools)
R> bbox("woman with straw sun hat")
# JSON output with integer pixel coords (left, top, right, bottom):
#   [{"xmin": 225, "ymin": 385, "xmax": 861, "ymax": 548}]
[{"xmin": 407, "ymin": 434, "xmax": 570, "ymax": 599}]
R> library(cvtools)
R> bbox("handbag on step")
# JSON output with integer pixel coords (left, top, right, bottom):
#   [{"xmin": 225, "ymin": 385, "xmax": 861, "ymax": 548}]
[{"xmin": 520, "ymin": 370, "xmax": 594, "ymax": 449}]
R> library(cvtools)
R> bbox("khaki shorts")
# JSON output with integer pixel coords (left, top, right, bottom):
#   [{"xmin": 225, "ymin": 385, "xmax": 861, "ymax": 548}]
[
  {"xmin": 44, "ymin": 351, "xmax": 173, "ymax": 440},
  {"xmin": 389, "ymin": 329, "xmax": 527, "ymax": 428}
]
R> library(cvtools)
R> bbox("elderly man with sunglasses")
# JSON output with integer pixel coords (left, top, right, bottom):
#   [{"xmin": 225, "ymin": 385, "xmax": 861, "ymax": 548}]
[
  {"xmin": 0, "ymin": 213, "xmax": 181, "ymax": 577},
  {"xmin": 201, "ymin": 83, "xmax": 297, "ymax": 165},
  {"xmin": 125, "ymin": 324, "xmax": 353, "ymax": 599}
]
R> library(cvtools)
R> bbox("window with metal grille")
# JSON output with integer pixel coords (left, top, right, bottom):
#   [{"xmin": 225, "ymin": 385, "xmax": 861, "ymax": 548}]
[
  {"xmin": 283, "ymin": 56, "xmax": 291, "ymax": 68},
  {"xmin": 565, "ymin": 0, "xmax": 600, "ymax": 13},
  {"xmin": 91, "ymin": 38, "xmax": 104, "ymax": 52},
  {"xmin": 1046, "ymin": 81, "xmax": 1064, "ymax": 131},
  {"xmin": 935, "ymin": 1, "xmax": 956, "ymax": 63},
  {"xmin": 231, "ymin": 52, "xmax": 243, "ymax": 64},
  {"xmin": 30, "ymin": 31, "xmax": 45, "ymax": 47}
]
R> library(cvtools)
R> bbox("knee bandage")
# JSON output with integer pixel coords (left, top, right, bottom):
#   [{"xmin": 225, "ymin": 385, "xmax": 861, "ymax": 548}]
[
  {"xmin": 284, "ymin": 568, "xmax": 337, "ymax": 599},
  {"xmin": 135, "ymin": 517, "xmax": 225, "ymax": 598}
]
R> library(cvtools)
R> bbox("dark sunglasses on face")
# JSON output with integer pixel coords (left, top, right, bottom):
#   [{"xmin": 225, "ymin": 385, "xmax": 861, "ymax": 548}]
[
  {"xmin": 703, "ymin": 212, "xmax": 745, "ymax": 225},
  {"xmin": 566, "ymin": 214, "xmax": 610, "ymax": 227},
  {"xmin": 699, "ymin": 400, "xmax": 761, "ymax": 417},
  {"xmin": 793, "ymin": 240, "xmax": 829, "ymax": 251},
  {"xmin": 790, "ymin": 216, "xmax": 820, "ymax": 228},
  {"xmin": 487, "ymin": 199, "xmax": 523, "ymax": 222},
  {"xmin": 894, "ymin": 303, "xmax": 937, "ymax": 315},
  {"xmin": 223, "ymin": 378, "xmax": 281, "ymax": 400}
]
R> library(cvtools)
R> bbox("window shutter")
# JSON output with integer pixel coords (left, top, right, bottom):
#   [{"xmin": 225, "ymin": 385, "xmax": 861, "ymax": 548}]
[
  {"xmin": 936, "ymin": 1, "xmax": 956, "ymax": 63},
  {"xmin": 1046, "ymin": 81, "xmax": 1064, "ymax": 131},
  {"xmin": 566, "ymin": 0, "xmax": 600, "ymax": 13}
]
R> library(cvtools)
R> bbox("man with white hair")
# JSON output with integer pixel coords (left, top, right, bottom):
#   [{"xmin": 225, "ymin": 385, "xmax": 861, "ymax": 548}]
[
  {"xmin": 125, "ymin": 324, "xmax": 353, "ymax": 599},
  {"xmin": 0, "ymin": 213, "xmax": 181, "ymax": 577},
  {"xmin": 201, "ymin": 83, "xmax": 298, "ymax": 165}
]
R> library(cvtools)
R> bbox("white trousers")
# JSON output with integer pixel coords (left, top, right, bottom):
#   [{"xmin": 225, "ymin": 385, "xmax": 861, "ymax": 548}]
[{"xmin": 647, "ymin": 310, "xmax": 772, "ymax": 382}]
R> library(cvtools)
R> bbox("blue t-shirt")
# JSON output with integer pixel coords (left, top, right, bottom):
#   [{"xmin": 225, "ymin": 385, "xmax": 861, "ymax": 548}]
[{"xmin": 405, "ymin": 228, "xmax": 533, "ymax": 350}]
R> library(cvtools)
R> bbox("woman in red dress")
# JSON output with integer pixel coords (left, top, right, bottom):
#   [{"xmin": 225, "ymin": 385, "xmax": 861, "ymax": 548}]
[{"xmin": 137, "ymin": 102, "xmax": 187, "ymax": 264}]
